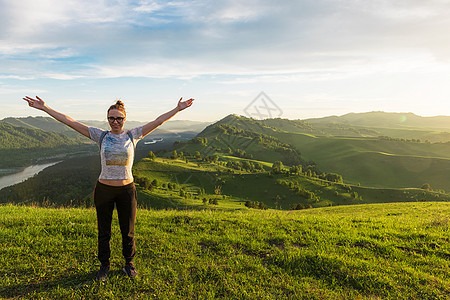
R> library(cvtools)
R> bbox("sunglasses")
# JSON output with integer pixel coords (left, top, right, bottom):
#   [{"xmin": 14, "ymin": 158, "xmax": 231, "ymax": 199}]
[{"xmin": 108, "ymin": 116, "xmax": 125, "ymax": 123}]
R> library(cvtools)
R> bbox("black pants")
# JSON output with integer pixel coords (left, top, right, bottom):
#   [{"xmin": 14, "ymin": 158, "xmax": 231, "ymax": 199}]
[{"xmin": 94, "ymin": 181, "xmax": 137, "ymax": 267}]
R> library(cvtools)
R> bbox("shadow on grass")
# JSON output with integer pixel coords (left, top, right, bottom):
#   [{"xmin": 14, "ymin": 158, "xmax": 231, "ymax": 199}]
[
  {"xmin": 0, "ymin": 269, "xmax": 132, "ymax": 298},
  {"xmin": 264, "ymin": 252, "xmax": 394, "ymax": 298}
]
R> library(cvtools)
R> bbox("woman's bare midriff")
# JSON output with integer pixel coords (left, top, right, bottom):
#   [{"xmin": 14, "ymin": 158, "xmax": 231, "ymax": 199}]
[{"xmin": 98, "ymin": 179, "xmax": 134, "ymax": 186}]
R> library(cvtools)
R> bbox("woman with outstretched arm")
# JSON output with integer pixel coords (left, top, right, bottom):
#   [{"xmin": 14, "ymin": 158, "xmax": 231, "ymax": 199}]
[{"xmin": 23, "ymin": 95, "xmax": 194, "ymax": 281}]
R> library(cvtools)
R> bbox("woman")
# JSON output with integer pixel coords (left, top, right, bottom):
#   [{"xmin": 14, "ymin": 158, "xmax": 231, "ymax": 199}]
[{"xmin": 23, "ymin": 95, "xmax": 194, "ymax": 281}]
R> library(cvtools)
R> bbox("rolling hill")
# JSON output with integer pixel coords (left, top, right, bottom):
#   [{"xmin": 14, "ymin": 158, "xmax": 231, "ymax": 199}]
[{"xmin": 172, "ymin": 114, "xmax": 450, "ymax": 192}]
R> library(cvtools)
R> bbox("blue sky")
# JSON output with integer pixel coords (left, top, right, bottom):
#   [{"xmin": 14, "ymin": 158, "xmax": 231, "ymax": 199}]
[{"xmin": 2, "ymin": 0, "xmax": 450, "ymax": 122}]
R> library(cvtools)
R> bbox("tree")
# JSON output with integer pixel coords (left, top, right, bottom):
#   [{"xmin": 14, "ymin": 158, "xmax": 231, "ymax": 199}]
[
  {"xmin": 322, "ymin": 173, "xmax": 343, "ymax": 183},
  {"xmin": 141, "ymin": 178, "xmax": 151, "ymax": 190},
  {"xmin": 271, "ymin": 161, "xmax": 284, "ymax": 174},
  {"xmin": 421, "ymin": 183, "xmax": 432, "ymax": 191},
  {"xmin": 147, "ymin": 151, "xmax": 157, "ymax": 160},
  {"xmin": 210, "ymin": 154, "xmax": 219, "ymax": 163},
  {"xmin": 192, "ymin": 137, "xmax": 207, "ymax": 145},
  {"xmin": 289, "ymin": 165, "xmax": 302, "ymax": 174},
  {"xmin": 171, "ymin": 150, "xmax": 178, "ymax": 159}
]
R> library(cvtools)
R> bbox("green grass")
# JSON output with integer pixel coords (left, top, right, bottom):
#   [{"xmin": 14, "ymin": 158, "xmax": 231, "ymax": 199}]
[{"xmin": 0, "ymin": 202, "xmax": 449, "ymax": 299}]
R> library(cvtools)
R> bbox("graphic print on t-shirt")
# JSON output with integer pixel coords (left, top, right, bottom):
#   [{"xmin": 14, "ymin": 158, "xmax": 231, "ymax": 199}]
[{"xmin": 104, "ymin": 135, "xmax": 131, "ymax": 166}]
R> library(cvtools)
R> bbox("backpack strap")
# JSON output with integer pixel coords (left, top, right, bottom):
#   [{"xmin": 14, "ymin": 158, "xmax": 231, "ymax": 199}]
[
  {"xmin": 127, "ymin": 131, "xmax": 136, "ymax": 149},
  {"xmin": 99, "ymin": 130, "xmax": 136, "ymax": 150},
  {"xmin": 99, "ymin": 130, "xmax": 108, "ymax": 150}
]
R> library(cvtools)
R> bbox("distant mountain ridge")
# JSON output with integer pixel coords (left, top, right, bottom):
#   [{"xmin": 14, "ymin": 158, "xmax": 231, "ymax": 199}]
[
  {"xmin": 2, "ymin": 117, "xmax": 210, "ymax": 136},
  {"xmin": 7, "ymin": 112, "xmax": 450, "ymax": 134},
  {"xmin": 304, "ymin": 111, "xmax": 450, "ymax": 130}
]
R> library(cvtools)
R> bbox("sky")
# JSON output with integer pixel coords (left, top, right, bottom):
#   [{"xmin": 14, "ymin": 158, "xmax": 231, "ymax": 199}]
[{"xmin": 1, "ymin": 0, "xmax": 450, "ymax": 122}]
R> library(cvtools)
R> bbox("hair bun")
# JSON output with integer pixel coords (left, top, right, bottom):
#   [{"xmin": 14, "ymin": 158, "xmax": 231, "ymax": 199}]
[
  {"xmin": 115, "ymin": 100, "xmax": 125, "ymax": 107},
  {"xmin": 108, "ymin": 99, "xmax": 126, "ymax": 115}
]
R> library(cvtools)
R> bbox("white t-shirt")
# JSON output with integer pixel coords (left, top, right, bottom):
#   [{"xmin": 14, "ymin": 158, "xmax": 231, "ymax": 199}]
[{"xmin": 88, "ymin": 126, "xmax": 143, "ymax": 180}]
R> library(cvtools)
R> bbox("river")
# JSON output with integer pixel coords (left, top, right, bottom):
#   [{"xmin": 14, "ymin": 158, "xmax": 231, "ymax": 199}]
[{"xmin": 0, "ymin": 161, "xmax": 61, "ymax": 190}]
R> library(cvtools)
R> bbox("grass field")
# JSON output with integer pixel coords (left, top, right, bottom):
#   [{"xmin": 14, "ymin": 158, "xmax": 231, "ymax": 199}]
[{"xmin": 1, "ymin": 202, "xmax": 449, "ymax": 299}]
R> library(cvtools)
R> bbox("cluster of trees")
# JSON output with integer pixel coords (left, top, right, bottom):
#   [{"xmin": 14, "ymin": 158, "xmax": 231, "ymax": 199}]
[
  {"xmin": 271, "ymin": 160, "xmax": 343, "ymax": 183},
  {"xmin": 134, "ymin": 176, "xmax": 158, "ymax": 192},
  {"xmin": 319, "ymin": 173, "xmax": 343, "ymax": 183},
  {"xmin": 203, "ymin": 198, "xmax": 219, "ymax": 205},
  {"xmin": 293, "ymin": 187, "xmax": 318, "ymax": 201},
  {"xmin": 192, "ymin": 151, "xmax": 220, "ymax": 163},
  {"xmin": 378, "ymin": 136, "xmax": 423, "ymax": 143},
  {"xmin": 215, "ymin": 124, "xmax": 302, "ymax": 165},
  {"xmin": 190, "ymin": 137, "xmax": 208, "ymax": 146},
  {"xmin": 290, "ymin": 203, "xmax": 313, "ymax": 210},
  {"xmin": 166, "ymin": 148, "xmax": 267, "ymax": 174},
  {"xmin": 245, "ymin": 200, "xmax": 267, "ymax": 210},
  {"xmin": 271, "ymin": 161, "xmax": 284, "ymax": 174},
  {"xmin": 136, "ymin": 173, "xmax": 215, "ymax": 202},
  {"xmin": 225, "ymin": 160, "xmax": 264, "ymax": 172},
  {"xmin": 279, "ymin": 180, "xmax": 319, "ymax": 202},
  {"xmin": 225, "ymin": 148, "xmax": 252, "ymax": 159},
  {"xmin": 170, "ymin": 150, "xmax": 180, "ymax": 159}
]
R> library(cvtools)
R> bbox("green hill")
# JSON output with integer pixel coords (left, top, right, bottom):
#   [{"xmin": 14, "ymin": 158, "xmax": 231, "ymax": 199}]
[
  {"xmin": 3, "ymin": 116, "xmax": 77, "ymax": 135},
  {"xmin": 0, "ymin": 121, "xmax": 96, "ymax": 168},
  {"xmin": 0, "ymin": 121, "xmax": 80, "ymax": 149},
  {"xmin": 1, "ymin": 202, "xmax": 448, "ymax": 299},
  {"xmin": 174, "ymin": 114, "xmax": 450, "ymax": 192},
  {"xmin": 278, "ymin": 132, "xmax": 450, "ymax": 191},
  {"xmin": 132, "ymin": 155, "xmax": 450, "ymax": 210}
]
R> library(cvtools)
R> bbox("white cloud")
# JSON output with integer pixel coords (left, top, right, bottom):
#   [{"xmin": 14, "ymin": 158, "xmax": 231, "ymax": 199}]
[
  {"xmin": 133, "ymin": 1, "xmax": 163, "ymax": 13},
  {"xmin": 2, "ymin": 0, "xmax": 450, "ymax": 80}
]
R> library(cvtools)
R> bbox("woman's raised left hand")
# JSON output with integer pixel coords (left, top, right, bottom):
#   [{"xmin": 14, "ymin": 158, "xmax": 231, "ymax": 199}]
[{"xmin": 177, "ymin": 97, "xmax": 194, "ymax": 111}]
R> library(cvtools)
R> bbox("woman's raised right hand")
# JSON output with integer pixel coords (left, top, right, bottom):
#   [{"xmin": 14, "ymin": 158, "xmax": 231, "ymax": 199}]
[{"xmin": 23, "ymin": 96, "xmax": 46, "ymax": 111}]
